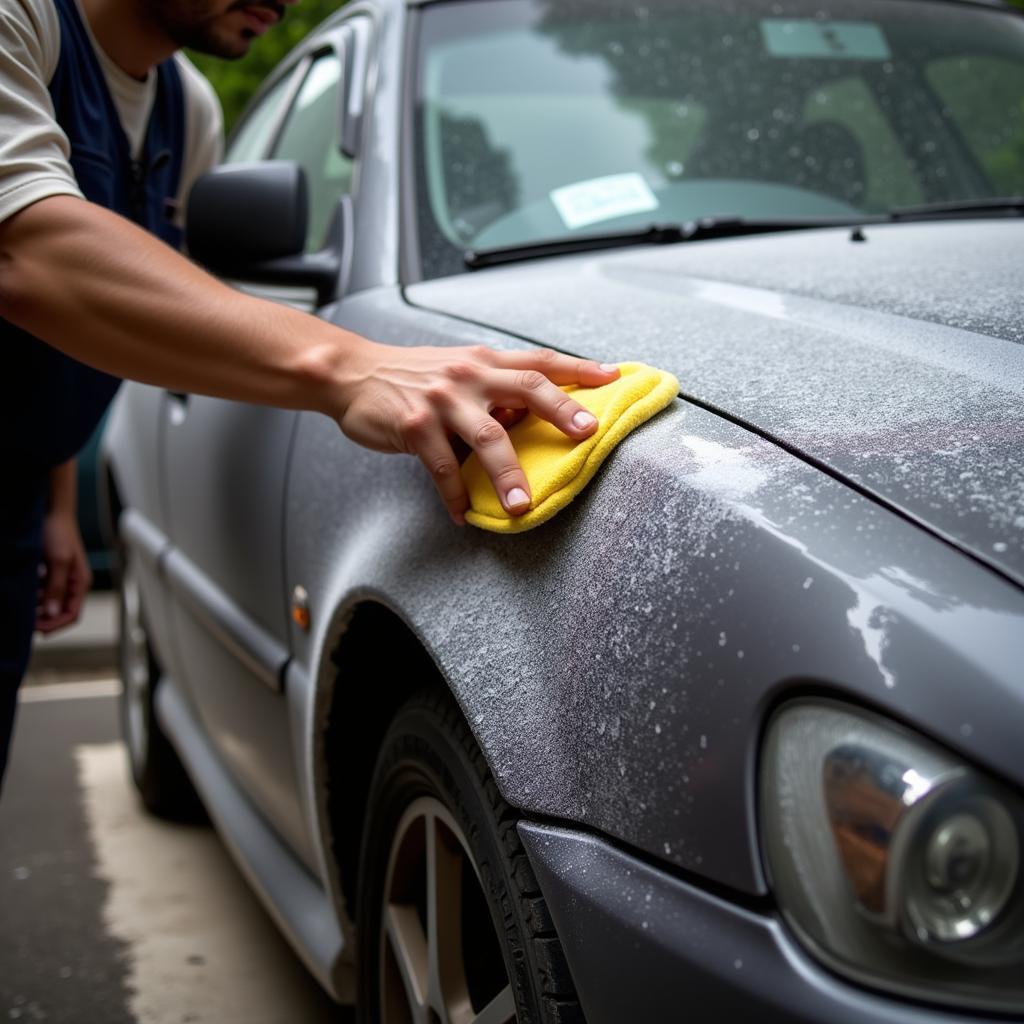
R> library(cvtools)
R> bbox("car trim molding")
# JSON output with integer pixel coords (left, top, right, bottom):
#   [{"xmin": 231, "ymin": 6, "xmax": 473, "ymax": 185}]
[
  {"xmin": 119, "ymin": 508, "xmax": 289, "ymax": 694},
  {"xmin": 162, "ymin": 548, "xmax": 289, "ymax": 693},
  {"xmin": 118, "ymin": 506, "xmax": 170, "ymax": 571}
]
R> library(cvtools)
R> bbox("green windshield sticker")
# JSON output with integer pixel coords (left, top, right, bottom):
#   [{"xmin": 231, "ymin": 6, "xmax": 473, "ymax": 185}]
[{"xmin": 761, "ymin": 19, "xmax": 891, "ymax": 61}]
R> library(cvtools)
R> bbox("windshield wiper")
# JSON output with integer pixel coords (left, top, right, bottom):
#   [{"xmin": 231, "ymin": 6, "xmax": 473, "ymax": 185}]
[
  {"xmin": 888, "ymin": 197, "xmax": 1024, "ymax": 221},
  {"xmin": 462, "ymin": 200, "xmax": 1024, "ymax": 269},
  {"xmin": 463, "ymin": 216, "xmax": 873, "ymax": 270},
  {"xmin": 464, "ymin": 223, "xmax": 685, "ymax": 270}
]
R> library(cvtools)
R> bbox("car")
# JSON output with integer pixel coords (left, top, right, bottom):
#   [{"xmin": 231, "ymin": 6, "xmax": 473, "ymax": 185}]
[{"xmin": 102, "ymin": 0, "xmax": 1024, "ymax": 1020}]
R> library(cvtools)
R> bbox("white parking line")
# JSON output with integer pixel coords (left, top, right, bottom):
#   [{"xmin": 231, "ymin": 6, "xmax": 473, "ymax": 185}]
[
  {"xmin": 76, "ymin": 743, "xmax": 338, "ymax": 1024},
  {"xmin": 20, "ymin": 679, "xmax": 121, "ymax": 703}
]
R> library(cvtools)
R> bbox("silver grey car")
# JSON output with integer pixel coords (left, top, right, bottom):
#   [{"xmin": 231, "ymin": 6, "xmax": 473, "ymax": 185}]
[{"xmin": 103, "ymin": 0, "xmax": 1024, "ymax": 1020}]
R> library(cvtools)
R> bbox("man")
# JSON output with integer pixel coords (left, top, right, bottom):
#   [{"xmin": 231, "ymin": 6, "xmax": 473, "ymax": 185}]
[{"xmin": 0, "ymin": 0, "xmax": 620, "ymax": 785}]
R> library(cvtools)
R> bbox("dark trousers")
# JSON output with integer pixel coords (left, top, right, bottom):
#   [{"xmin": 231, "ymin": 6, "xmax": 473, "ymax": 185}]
[{"xmin": 1, "ymin": 476, "xmax": 46, "ymax": 792}]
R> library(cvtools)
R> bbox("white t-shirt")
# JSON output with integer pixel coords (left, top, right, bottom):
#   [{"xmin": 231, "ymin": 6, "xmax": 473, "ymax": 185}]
[{"xmin": 0, "ymin": 0, "xmax": 223, "ymax": 231}]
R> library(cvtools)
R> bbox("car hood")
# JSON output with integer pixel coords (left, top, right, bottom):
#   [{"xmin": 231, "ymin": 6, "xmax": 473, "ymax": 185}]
[{"xmin": 406, "ymin": 220, "xmax": 1024, "ymax": 586}]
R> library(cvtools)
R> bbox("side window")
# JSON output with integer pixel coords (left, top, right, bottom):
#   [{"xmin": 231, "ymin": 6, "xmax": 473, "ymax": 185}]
[
  {"xmin": 225, "ymin": 72, "xmax": 295, "ymax": 164},
  {"xmin": 272, "ymin": 52, "xmax": 354, "ymax": 252}
]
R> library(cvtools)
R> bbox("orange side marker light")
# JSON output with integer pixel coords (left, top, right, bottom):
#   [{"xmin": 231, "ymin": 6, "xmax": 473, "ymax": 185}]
[{"xmin": 291, "ymin": 585, "xmax": 311, "ymax": 632}]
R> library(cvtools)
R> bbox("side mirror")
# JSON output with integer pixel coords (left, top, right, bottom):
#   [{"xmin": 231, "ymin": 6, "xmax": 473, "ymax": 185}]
[{"xmin": 186, "ymin": 161, "xmax": 343, "ymax": 304}]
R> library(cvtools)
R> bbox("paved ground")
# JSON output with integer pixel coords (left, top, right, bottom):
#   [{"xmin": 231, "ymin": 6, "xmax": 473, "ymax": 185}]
[{"xmin": 0, "ymin": 675, "xmax": 351, "ymax": 1024}]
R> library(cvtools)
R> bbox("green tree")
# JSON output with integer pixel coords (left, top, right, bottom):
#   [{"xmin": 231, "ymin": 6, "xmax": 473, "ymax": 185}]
[{"xmin": 188, "ymin": 0, "xmax": 344, "ymax": 133}]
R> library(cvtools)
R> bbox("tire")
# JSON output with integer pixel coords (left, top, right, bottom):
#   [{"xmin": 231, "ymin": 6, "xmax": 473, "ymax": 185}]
[
  {"xmin": 118, "ymin": 543, "xmax": 203, "ymax": 821},
  {"xmin": 356, "ymin": 689, "xmax": 583, "ymax": 1024}
]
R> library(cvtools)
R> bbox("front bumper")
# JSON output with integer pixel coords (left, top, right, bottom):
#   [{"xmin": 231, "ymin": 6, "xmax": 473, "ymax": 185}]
[{"xmin": 518, "ymin": 822, "xmax": 1001, "ymax": 1024}]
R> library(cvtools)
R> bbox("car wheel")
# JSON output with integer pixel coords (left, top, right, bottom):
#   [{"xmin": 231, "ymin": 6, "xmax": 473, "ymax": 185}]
[
  {"xmin": 118, "ymin": 544, "xmax": 202, "ymax": 820},
  {"xmin": 357, "ymin": 689, "xmax": 582, "ymax": 1024}
]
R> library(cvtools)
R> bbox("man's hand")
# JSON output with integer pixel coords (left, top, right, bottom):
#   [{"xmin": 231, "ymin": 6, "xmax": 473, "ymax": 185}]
[
  {"xmin": 36, "ymin": 458, "xmax": 92, "ymax": 634},
  {"xmin": 36, "ymin": 511, "xmax": 92, "ymax": 634},
  {"xmin": 336, "ymin": 342, "xmax": 620, "ymax": 524},
  {"xmin": 2, "ymin": 198, "xmax": 622, "ymax": 523}
]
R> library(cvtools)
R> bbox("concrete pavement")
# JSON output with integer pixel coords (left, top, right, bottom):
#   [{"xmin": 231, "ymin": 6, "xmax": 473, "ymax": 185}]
[{"xmin": 1, "ymin": 679, "xmax": 349, "ymax": 1023}]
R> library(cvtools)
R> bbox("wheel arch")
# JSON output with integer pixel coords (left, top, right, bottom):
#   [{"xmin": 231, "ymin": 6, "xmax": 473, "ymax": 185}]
[{"xmin": 316, "ymin": 596, "xmax": 454, "ymax": 924}]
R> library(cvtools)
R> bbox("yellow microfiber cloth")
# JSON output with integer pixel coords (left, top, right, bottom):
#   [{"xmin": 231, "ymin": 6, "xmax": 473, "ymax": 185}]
[{"xmin": 463, "ymin": 362, "xmax": 679, "ymax": 533}]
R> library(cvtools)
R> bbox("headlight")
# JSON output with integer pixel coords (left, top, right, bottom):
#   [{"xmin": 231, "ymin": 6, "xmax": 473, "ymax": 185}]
[{"xmin": 761, "ymin": 700, "xmax": 1024, "ymax": 1013}]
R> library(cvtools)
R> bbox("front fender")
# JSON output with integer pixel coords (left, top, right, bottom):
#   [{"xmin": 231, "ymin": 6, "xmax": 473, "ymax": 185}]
[{"xmin": 286, "ymin": 290, "xmax": 1024, "ymax": 898}]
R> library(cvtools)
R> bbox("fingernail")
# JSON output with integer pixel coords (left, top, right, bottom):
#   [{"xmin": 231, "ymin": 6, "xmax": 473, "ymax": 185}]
[
  {"xmin": 45, "ymin": 599, "xmax": 60, "ymax": 618},
  {"xmin": 506, "ymin": 487, "xmax": 530, "ymax": 510},
  {"xmin": 600, "ymin": 363, "xmax": 619, "ymax": 372},
  {"xmin": 572, "ymin": 410, "xmax": 597, "ymax": 431}
]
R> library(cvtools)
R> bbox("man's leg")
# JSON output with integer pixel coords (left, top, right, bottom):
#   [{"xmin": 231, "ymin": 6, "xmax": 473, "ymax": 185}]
[{"xmin": 0, "ymin": 478, "xmax": 47, "ymax": 792}]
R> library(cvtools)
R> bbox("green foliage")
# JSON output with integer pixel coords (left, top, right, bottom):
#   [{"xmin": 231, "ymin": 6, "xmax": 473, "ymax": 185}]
[{"xmin": 187, "ymin": 0, "xmax": 344, "ymax": 134}]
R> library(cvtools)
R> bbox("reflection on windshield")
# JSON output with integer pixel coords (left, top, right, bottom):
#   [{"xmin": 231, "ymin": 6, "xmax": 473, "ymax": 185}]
[{"xmin": 414, "ymin": 0, "xmax": 1024, "ymax": 277}]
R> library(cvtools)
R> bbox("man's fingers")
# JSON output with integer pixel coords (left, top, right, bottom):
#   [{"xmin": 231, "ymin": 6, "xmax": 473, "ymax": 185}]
[
  {"xmin": 341, "ymin": 344, "xmax": 619, "ymax": 521},
  {"xmin": 413, "ymin": 434, "xmax": 470, "ymax": 525},
  {"xmin": 491, "ymin": 350, "xmax": 620, "ymax": 388},
  {"xmin": 35, "ymin": 550, "xmax": 90, "ymax": 634},
  {"xmin": 488, "ymin": 369, "xmax": 600, "ymax": 441},
  {"xmin": 35, "ymin": 609, "xmax": 77, "ymax": 635},
  {"xmin": 450, "ymin": 405, "xmax": 531, "ymax": 516},
  {"xmin": 39, "ymin": 552, "xmax": 71, "ymax": 622}
]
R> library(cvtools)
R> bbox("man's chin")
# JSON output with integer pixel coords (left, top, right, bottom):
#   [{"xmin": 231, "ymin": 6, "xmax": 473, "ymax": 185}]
[{"xmin": 184, "ymin": 27, "xmax": 254, "ymax": 59}]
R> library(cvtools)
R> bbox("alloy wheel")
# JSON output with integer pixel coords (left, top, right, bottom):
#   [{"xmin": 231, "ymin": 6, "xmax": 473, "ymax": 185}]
[
  {"xmin": 380, "ymin": 795, "xmax": 517, "ymax": 1024},
  {"xmin": 120, "ymin": 556, "xmax": 150, "ymax": 779}
]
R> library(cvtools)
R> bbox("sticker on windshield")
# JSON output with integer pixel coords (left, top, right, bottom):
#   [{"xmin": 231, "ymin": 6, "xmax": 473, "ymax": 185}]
[
  {"xmin": 550, "ymin": 173, "xmax": 659, "ymax": 231},
  {"xmin": 761, "ymin": 19, "xmax": 891, "ymax": 61}
]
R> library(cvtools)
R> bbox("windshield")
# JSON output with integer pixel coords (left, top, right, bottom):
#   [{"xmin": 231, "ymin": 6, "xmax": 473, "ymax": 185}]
[{"xmin": 411, "ymin": 0, "xmax": 1024, "ymax": 278}]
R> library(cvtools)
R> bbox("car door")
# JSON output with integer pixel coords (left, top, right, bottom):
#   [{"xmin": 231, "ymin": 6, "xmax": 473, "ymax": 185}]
[{"xmin": 161, "ymin": 32, "xmax": 364, "ymax": 867}]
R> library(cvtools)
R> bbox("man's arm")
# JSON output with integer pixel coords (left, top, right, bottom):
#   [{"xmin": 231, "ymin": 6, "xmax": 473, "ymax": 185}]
[
  {"xmin": 0, "ymin": 195, "xmax": 619, "ymax": 522},
  {"xmin": 36, "ymin": 457, "xmax": 92, "ymax": 634}
]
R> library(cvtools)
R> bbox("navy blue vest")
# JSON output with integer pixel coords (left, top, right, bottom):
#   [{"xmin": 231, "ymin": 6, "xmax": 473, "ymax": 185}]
[{"xmin": 1, "ymin": 0, "xmax": 185, "ymax": 476}]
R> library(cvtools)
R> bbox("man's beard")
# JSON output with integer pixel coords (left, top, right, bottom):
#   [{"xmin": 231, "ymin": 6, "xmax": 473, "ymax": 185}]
[{"xmin": 141, "ymin": 0, "xmax": 285, "ymax": 58}]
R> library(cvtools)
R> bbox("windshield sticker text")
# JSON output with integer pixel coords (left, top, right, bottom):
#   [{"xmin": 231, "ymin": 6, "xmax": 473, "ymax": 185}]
[{"xmin": 550, "ymin": 173, "xmax": 659, "ymax": 231}]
